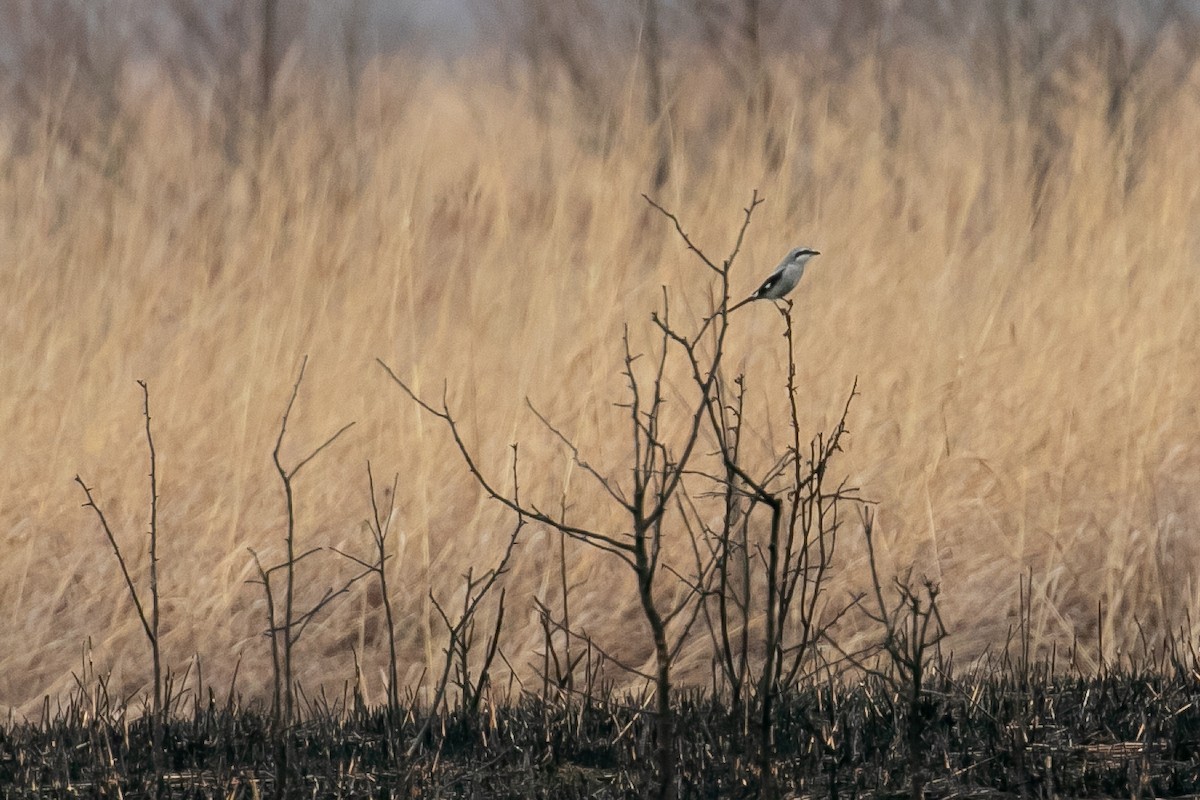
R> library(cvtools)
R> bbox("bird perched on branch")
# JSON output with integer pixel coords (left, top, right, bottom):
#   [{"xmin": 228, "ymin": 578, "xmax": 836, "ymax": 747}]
[{"xmin": 728, "ymin": 247, "xmax": 820, "ymax": 312}]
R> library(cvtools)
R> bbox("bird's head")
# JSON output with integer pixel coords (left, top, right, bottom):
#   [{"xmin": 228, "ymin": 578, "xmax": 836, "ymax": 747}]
[{"xmin": 788, "ymin": 247, "xmax": 820, "ymax": 265}]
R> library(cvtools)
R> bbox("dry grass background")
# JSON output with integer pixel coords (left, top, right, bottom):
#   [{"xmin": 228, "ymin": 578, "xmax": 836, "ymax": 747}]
[{"xmin": 3, "ymin": 35, "xmax": 1200, "ymax": 716}]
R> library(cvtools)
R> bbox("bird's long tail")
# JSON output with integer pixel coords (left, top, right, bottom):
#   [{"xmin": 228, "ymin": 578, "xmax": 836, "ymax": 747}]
[{"xmin": 726, "ymin": 295, "xmax": 755, "ymax": 314}]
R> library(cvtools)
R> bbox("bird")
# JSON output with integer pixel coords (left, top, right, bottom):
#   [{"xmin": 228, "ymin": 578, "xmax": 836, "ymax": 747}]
[{"xmin": 729, "ymin": 247, "xmax": 820, "ymax": 313}]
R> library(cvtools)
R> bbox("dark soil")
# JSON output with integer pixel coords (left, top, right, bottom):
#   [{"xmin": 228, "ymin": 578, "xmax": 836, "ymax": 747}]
[{"xmin": 4, "ymin": 656, "xmax": 1200, "ymax": 798}]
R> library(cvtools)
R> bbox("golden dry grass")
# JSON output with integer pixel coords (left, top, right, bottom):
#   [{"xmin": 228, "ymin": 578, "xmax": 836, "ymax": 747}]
[{"xmin": 3, "ymin": 45, "xmax": 1200, "ymax": 715}]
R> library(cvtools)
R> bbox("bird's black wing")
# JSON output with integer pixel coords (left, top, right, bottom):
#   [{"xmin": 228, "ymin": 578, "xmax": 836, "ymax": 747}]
[{"xmin": 752, "ymin": 267, "xmax": 784, "ymax": 298}]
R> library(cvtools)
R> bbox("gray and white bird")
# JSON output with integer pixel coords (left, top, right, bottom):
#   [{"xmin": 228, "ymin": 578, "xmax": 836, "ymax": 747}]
[{"xmin": 729, "ymin": 247, "xmax": 820, "ymax": 312}]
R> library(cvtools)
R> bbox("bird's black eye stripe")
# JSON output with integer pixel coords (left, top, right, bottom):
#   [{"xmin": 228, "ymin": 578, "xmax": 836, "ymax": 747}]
[{"xmin": 797, "ymin": 248, "xmax": 819, "ymax": 257}]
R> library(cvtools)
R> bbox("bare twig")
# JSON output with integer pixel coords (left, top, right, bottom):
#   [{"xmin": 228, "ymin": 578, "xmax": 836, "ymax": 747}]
[
  {"xmin": 73, "ymin": 379, "xmax": 166, "ymax": 763},
  {"xmin": 408, "ymin": 506, "xmax": 524, "ymax": 757},
  {"xmin": 332, "ymin": 463, "xmax": 402, "ymax": 716},
  {"xmin": 262, "ymin": 357, "xmax": 356, "ymax": 729}
]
